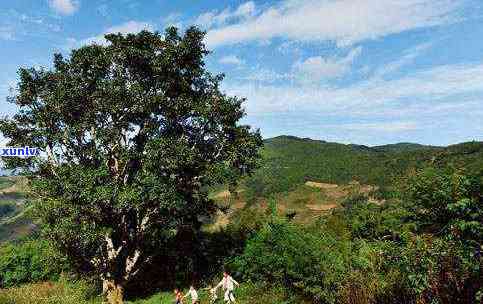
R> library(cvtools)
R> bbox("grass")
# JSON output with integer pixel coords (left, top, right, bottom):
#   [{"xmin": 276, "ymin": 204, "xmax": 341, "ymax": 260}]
[
  {"xmin": 0, "ymin": 279, "xmax": 101, "ymax": 304},
  {"xmin": 0, "ymin": 280, "xmax": 307, "ymax": 304},
  {"xmin": 127, "ymin": 281, "xmax": 308, "ymax": 304}
]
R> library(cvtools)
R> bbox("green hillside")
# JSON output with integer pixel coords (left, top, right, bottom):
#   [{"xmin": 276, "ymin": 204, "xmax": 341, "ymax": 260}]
[
  {"xmin": 242, "ymin": 136, "xmax": 483, "ymax": 199},
  {"xmin": 1, "ymin": 138, "xmax": 481, "ymax": 242},
  {"xmin": 0, "ymin": 177, "xmax": 34, "ymax": 243},
  {"xmin": 1, "ymin": 138, "xmax": 482, "ymax": 304},
  {"xmin": 373, "ymin": 142, "xmax": 442, "ymax": 152}
]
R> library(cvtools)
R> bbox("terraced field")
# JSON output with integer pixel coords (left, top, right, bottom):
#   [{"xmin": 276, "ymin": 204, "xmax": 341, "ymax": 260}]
[{"xmin": 0, "ymin": 176, "xmax": 35, "ymax": 243}]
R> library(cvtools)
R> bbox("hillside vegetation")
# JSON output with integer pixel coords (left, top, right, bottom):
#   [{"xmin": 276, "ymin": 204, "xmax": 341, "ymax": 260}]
[
  {"xmin": 0, "ymin": 176, "xmax": 34, "ymax": 243},
  {"xmin": 0, "ymin": 137, "xmax": 482, "ymax": 304},
  {"xmin": 242, "ymin": 136, "xmax": 483, "ymax": 200}
]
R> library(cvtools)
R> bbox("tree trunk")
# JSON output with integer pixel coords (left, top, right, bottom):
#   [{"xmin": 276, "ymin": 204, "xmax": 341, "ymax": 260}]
[{"xmin": 103, "ymin": 279, "xmax": 125, "ymax": 304}]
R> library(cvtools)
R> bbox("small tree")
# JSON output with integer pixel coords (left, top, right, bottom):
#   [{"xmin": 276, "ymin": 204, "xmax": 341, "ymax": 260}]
[
  {"xmin": 0, "ymin": 27, "xmax": 262, "ymax": 303},
  {"xmin": 403, "ymin": 167, "xmax": 482, "ymax": 244}
]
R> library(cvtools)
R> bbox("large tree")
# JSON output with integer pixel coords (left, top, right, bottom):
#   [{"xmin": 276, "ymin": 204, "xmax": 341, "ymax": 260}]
[{"xmin": 0, "ymin": 27, "xmax": 262, "ymax": 303}]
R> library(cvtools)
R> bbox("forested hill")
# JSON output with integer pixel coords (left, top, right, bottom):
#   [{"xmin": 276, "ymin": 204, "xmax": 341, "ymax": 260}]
[
  {"xmin": 243, "ymin": 135, "xmax": 483, "ymax": 198},
  {"xmin": 373, "ymin": 142, "xmax": 442, "ymax": 152}
]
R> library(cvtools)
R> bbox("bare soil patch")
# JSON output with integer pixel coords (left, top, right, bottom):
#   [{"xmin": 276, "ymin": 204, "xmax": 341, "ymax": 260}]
[
  {"xmin": 305, "ymin": 181, "xmax": 339, "ymax": 189},
  {"xmin": 306, "ymin": 203, "xmax": 338, "ymax": 211}
]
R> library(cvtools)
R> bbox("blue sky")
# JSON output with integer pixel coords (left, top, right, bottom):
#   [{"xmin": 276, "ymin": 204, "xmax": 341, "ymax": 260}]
[{"xmin": 1, "ymin": 0, "xmax": 483, "ymax": 146}]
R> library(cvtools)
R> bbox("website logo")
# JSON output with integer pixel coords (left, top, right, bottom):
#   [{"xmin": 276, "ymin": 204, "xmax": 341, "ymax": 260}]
[{"xmin": 1, "ymin": 146, "xmax": 40, "ymax": 157}]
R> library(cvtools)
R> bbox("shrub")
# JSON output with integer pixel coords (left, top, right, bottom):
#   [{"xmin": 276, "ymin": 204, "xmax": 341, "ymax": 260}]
[
  {"xmin": 0, "ymin": 277, "xmax": 100, "ymax": 304},
  {"xmin": 381, "ymin": 236, "xmax": 482, "ymax": 304},
  {"xmin": 234, "ymin": 219, "xmax": 351, "ymax": 303},
  {"xmin": 0, "ymin": 201, "xmax": 15, "ymax": 218},
  {"xmin": 0, "ymin": 239, "xmax": 68, "ymax": 288},
  {"xmin": 402, "ymin": 168, "xmax": 482, "ymax": 243}
]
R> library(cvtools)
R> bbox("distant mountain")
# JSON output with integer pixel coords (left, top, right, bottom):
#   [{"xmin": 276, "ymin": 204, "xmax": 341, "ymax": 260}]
[
  {"xmin": 373, "ymin": 142, "xmax": 442, "ymax": 152},
  {"xmin": 266, "ymin": 136, "xmax": 444, "ymax": 153},
  {"xmin": 243, "ymin": 136, "xmax": 483, "ymax": 199}
]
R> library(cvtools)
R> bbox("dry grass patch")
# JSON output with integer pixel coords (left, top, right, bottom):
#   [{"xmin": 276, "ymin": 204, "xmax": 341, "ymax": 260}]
[
  {"xmin": 0, "ymin": 280, "xmax": 101, "ymax": 304},
  {"xmin": 306, "ymin": 203, "xmax": 338, "ymax": 211},
  {"xmin": 304, "ymin": 181, "xmax": 339, "ymax": 189}
]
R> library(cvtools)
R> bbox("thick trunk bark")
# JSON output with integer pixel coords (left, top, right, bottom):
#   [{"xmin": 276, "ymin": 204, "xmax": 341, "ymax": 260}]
[{"xmin": 104, "ymin": 279, "xmax": 125, "ymax": 304}]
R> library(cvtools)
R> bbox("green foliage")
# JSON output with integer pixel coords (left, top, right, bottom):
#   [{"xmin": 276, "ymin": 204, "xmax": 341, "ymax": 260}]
[
  {"xmin": 381, "ymin": 236, "xmax": 481, "ymax": 303},
  {"xmin": 337, "ymin": 194, "xmax": 414, "ymax": 240},
  {"xmin": 0, "ymin": 239, "xmax": 68, "ymax": 288},
  {"xmin": 235, "ymin": 168, "xmax": 482, "ymax": 303},
  {"xmin": 234, "ymin": 219, "xmax": 351, "ymax": 303},
  {"xmin": 0, "ymin": 26, "xmax": 262, "ymax": 299},
  {"xmin": 227, "ymin": 207, "xmax": 269, "ymax": 239},
  {"xmin": 1, "ymin": 166, "xmax": 481, "ymax": 303},
  {"xmin": 124, "ymin": 282, "xmax": 306, "ymax": 304},
  {"xmin": 402, "ymin": 168, "xmax": 483, "ymax": 244},
  {"xmin": 242, "ymin": 136, "xmax": 482, "ymax": 199},
  {"xmin": 0, "ymin": 201, "xmax": 16, "ymax": 218},
  {"xmin": 0, "ymin": 277, "xmax": 101, "ymax": 304}
]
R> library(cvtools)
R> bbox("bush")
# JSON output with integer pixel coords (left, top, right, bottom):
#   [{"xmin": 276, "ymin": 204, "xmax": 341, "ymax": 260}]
[
  {"xmin": 338, "ymin": 194, "xmax": 414, "ymax": 241},
  {"xmin": 380, "ymin": 236, "xmax": 482, "ymax": 304},
  {"xmin": 402, "ymin": 168, "xmax": 482, "ymax": 243},
  {"xmin": 0, "ymin": 277, "xmax": 100, "ymax": 304},
  {"xmin": 234, "ymin": 219, "xmax": 351, "ymax": 303},
  {"xmin": 0, "ymin": 201, "xmax": 16, "ymax": 218},
  {"xmin": 230, "ymin": 167, "xmax": 482, "ymax": 304},
  {"xmin": 0, "ymin": 239, "xmax": 68, "ymax": 288}
]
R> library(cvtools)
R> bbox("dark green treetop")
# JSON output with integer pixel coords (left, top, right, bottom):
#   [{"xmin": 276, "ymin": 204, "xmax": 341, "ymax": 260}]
[{"xmin": 0, "ymin": 26, "xmax": 262, "ymax": 302}]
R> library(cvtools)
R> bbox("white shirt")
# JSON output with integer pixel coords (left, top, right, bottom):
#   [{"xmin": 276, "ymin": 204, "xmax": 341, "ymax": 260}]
[
  {"xmin": 186, "ymin": 287, "xmax": 198, "ymax": 301},
  {"xmin": 217, "ymin": 275, "xmax": 239, "ymax": 291}
]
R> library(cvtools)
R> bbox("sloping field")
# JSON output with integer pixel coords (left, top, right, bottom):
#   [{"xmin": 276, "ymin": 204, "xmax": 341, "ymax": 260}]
[
  {"xmin": 209, "ymin": 180, "xmax": 382, "ymax": 228},
  {"xmin": 0, "ymin": 176, "xmax": 35, "ymax": 243}
]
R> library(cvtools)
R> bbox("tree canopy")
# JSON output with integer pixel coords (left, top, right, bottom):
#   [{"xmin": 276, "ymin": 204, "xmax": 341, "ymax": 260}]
[{"xmin": 0, "ymin": 26, "xmax": 262, "ymax": 303}]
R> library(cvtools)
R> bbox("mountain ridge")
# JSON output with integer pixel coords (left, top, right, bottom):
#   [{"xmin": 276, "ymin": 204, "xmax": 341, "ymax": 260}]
[{"xmin": 264, "ymin": 135, "xmax": 479, "ymax": 151}]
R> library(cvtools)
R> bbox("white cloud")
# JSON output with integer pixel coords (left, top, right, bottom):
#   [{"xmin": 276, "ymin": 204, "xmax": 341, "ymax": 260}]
[
  {"xmin": 374, "ymin": 42, "xmax": 433, "ymax": 77},
  {"xmin": 293, "ymin": 47, "xmax": 362, "ymax": 81},
  {"xmin": 0, "ymin": 26, "xmax": 14, "ymax": 40},
  {"xmin": 241, "ymin": 47, "xmax": 362, "ymax": 83},
  {"xmin": 244, "ymin": 68, "xmax": 289, "ymax": 82},
  {"xmin": 97, "ymin": 4, "xmax": 108, "ymax": 17},
  {"xmin": 163, "ymin": 13, "xmax": 183, "ymax": 29},
  {"xmin": 219, "ymin": 55, "xmax": 244, "ymax": 66},
  {"xmin": 236, "ymin": 2, "xmax": 256, "ymax": 16},
  {"xmin": 105, "ymin": 21, "xmax": 152, "ymax": 35},
  {"xmin": 225, "ymin": 62, "xmax": 483, "ymax": 115},
  {"xmin": 49, "ymin": 0, "xmax": 79, "ymax": 16},
  {"xmin": 204, "ymin": 0, "xmax": 463, "ymax": 48},
  {"xmin": 0, "ymin": 135, "xmax": 8, "ymax": 146},
  {"xmin": 195, "ymin": 1, "xmax": 255, "ymax": 29},
  {"xmin": 335, "ymin": 122, "xmax": 419, "ymax": 132},
  {"xmin": 0, "ymin": 10, "xmax": 62, "ymax": 40},
  {"xmin": 73, "ymin": 21, "xmax": 153, "ymax": 47}
]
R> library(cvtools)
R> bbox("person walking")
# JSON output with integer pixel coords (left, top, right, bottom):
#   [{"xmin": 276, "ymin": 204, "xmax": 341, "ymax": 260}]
[
  {"xmin": 215, "ymin": 272, "xmax": 240, "ymax": 303},
  {"xmin": 173, "ymin": 289, "xmax": 184, "ymax": 304},
  {"xmin": 183, "ymin": 285, "xmax": 199, "ymax": 304}
]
